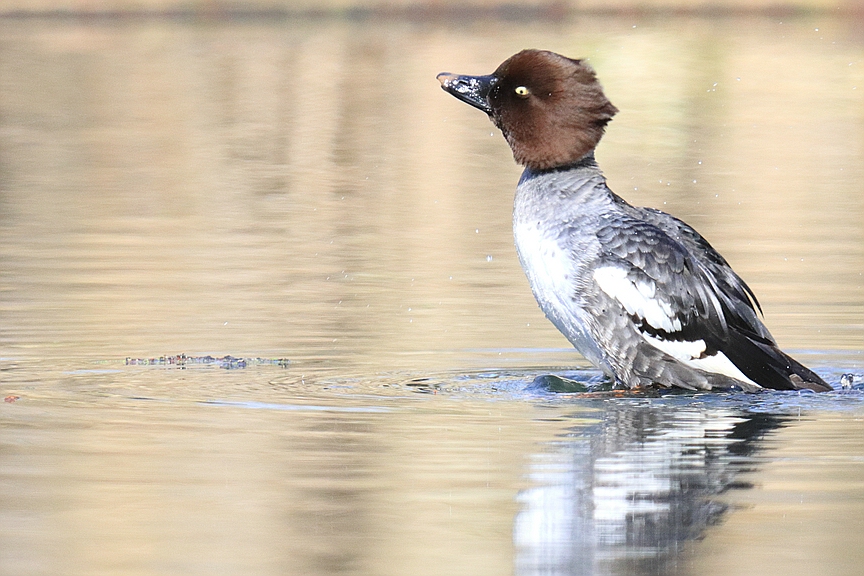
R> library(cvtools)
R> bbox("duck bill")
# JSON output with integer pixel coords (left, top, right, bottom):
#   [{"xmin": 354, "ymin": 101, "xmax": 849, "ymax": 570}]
[{"xmin": 437, "ymin": 72, "xmax": 496, "ymax": 115}]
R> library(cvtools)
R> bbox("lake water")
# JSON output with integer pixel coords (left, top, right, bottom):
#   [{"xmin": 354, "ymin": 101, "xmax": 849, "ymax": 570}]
[{"xmin": 1, "ymin": 13, "xmax": 863, "ymax": 576}]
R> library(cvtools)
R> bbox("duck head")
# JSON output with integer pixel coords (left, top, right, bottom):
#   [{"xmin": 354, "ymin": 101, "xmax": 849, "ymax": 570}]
[{"xmin": 438, "ymin": 49, "xmax": 618, "ymax": 171}]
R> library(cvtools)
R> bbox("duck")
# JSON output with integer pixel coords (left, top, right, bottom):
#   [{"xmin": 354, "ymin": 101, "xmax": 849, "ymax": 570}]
[{"xmin": 437, "ymin": 49, "xmax": 830, "ymax": 392}]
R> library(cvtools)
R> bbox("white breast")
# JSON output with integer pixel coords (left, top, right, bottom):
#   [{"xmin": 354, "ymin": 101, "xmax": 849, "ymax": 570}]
[
  {"xmin": 513, "ymin": 218, "xmax": 606, "ymax": 369},
  {"xmin": 514, "ymin": 220, "xmax": 573, "ymax": 306}
]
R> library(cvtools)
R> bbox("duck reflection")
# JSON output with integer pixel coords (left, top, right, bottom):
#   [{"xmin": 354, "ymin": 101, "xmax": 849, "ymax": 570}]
[{"xmin": 514, "ymin": 400, "xmax": 785, "ymax": 576}]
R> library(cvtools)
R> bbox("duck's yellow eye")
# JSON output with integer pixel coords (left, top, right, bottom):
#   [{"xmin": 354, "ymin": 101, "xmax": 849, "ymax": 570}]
[{"xmin": 514, "ymin": 86, "xmax": 530, "ymax": 98}]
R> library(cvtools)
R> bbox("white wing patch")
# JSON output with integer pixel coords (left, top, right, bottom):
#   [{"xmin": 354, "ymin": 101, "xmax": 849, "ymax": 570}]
[
  {"xmin": 594, "ymin": 265, "xmax": 761, "ymax": 388},
  {"xmin": 640, "ymin": 330, "xmax": 760, "ymax": 388},
  {"xmin": 688, "ymin": 351, "xmax": 761, "ymax": 387},
  {"xmin": 640, "ymin": 333, "xmax": 706, "ymax": 360},
  {"xmin": 593, "ymin": 266, "xmax": 682, "ymax": 333}
]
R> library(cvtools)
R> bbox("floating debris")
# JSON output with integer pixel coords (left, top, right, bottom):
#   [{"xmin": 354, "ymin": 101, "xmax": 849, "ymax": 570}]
[
  {"xmin": 404, "ymin": 377, "xmax": 439, "ymax": 394},
  {"xmin": 125, "ymin": 354, "xmax": 290, "ymax": 370}
]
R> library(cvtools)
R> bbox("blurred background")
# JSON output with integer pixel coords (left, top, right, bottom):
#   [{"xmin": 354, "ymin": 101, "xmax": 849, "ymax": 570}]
[
  {"xmin": 2, "ymin": 0, "xmax": 864, "ymax": 16},
  {"xmin": 1, "ymin": 3, "xmax": 863, "ymax": 576},
  {"xmin": 1, "ymin": 1, "xmax": 862, "ymax": 366}
]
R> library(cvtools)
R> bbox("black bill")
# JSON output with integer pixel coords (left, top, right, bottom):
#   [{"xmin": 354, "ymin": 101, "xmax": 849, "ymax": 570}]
[{"xmin": 436, "ymin": 72, "xmax": 497, "ymax": 115}]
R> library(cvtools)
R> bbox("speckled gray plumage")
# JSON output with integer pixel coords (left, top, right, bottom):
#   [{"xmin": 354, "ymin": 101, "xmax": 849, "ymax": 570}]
[{"xmin": 512, "ymin": 154, "xmax": 824, "ymax": 391}]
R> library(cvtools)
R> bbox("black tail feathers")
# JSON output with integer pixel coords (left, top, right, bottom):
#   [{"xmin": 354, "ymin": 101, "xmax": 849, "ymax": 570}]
[{"xmin": 726, "ymin": 333, "xmax": 831, "ymax": 392}]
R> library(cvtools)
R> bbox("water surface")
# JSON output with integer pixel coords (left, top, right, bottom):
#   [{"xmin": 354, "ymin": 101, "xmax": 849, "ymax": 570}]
[{"xmin": 1, "ymin": 14, "xmax": 863, "ymax": 576}]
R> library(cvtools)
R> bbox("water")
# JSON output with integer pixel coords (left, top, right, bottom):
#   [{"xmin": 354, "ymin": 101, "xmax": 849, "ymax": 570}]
[{"xmin": 1, "ymin": 13, "xmax": 863, "ymax": 576}]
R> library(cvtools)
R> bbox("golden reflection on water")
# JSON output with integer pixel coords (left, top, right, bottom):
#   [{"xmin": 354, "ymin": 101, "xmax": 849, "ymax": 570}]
[
  {"xmin": 0, "ymin": 14, "xmax": 863, "ymax": 576},
  {"xmin": 0, "ymin": 16, "xmax": 861, "ymax": 366},
  {"xmin": 682, "ymin": 413, "xmax": 864, "ymax": 575},
  {"xmin": 1, "ymin": 366, "xmax": 571, "ymax": 575}
]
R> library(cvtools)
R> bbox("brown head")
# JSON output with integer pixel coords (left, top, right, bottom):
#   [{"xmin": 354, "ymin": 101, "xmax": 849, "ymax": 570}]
[{"xmin": 437, "ymin": 50, "xmax": 618, "ymax": 171}]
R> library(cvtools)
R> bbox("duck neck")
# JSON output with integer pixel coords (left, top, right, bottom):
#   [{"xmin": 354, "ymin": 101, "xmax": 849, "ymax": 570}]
[{"xmin": 518, "ymin": 151, "xmax": 602, "ymax": 184}]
